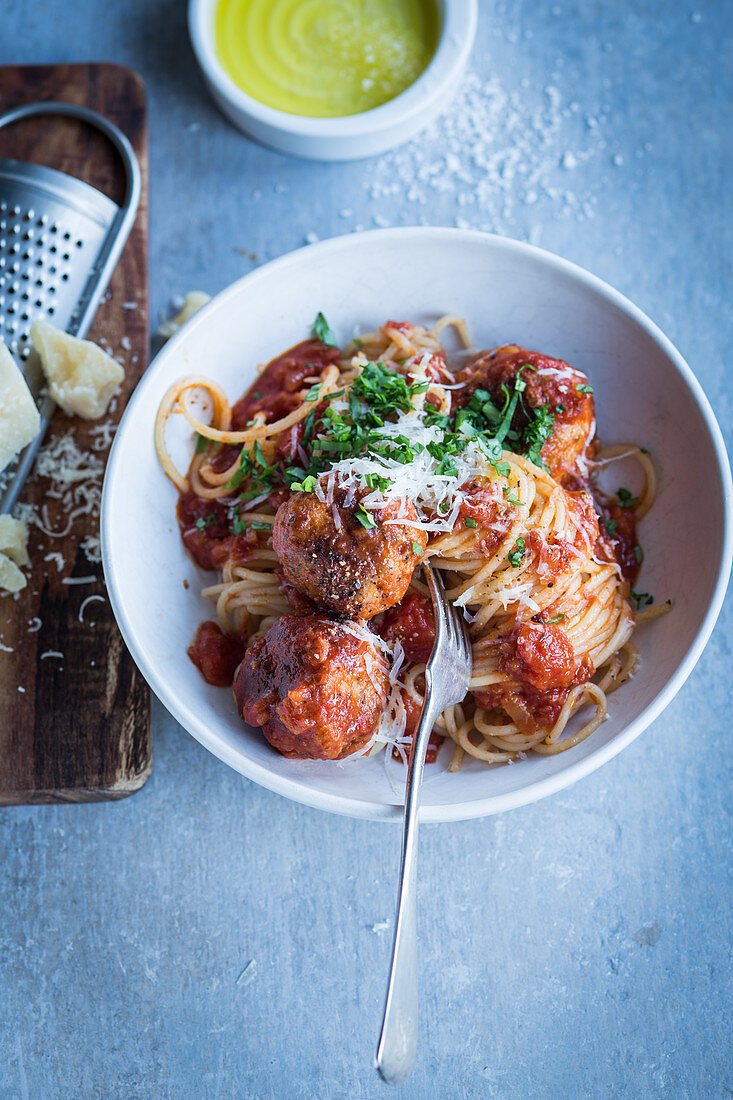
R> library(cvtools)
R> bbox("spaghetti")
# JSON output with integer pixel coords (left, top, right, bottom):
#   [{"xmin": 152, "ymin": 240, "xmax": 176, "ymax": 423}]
[{"xmin": 155, "ymin": 315, "xmax": 666, "ymax": 768}]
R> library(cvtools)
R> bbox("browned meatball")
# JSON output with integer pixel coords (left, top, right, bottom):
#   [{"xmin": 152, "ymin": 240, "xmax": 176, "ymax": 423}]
[
  {"xmin": 454, "ymin": 345, "xmax": 596, "ymax": 484},
  {"xmin": 233, "ymin": 611, "xmax": 388, "ymax": 759},
  {"xmin": 272, "ymin": 491, "xmax": 427, "ymax": 619}
]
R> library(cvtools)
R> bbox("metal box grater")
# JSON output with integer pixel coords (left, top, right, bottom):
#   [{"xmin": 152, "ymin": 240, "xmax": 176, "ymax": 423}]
[{"xmin": 0, "ymin": 101, "xmax": 140, "ymax": 513}]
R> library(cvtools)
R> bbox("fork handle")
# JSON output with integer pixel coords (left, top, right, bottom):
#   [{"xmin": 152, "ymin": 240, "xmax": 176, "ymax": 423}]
[{"xmin": 375, "ymin": 687, "xmax": 443, "ymax": 1085}]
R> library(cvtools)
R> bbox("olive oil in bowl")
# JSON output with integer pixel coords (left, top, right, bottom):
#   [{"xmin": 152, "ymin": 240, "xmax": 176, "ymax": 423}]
[{"xmin": 214, "ymin": 0, "xmax": 440, "ymax": 118}]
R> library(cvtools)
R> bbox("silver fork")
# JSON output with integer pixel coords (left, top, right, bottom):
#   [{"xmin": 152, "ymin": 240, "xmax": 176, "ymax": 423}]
[{"xmin": 376, "ymin": 563, "xmax": 473, "ymax": 1085}]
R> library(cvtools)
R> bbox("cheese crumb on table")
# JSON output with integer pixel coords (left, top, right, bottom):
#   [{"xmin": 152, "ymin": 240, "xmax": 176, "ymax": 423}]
[
  {"xmin": 0, "ymin": 339, "xmax": 41, "ymax": 474},
  {"xmin": 31, "ymin": 320, "xmax": 124, "ymax": 420},
  {"xmin": 0, "ymin": 515, "xmax": 29, "ymax": 593},
  {"xmin": 157, "ymin": 291, "xmax": 211, "ymax": 338}
]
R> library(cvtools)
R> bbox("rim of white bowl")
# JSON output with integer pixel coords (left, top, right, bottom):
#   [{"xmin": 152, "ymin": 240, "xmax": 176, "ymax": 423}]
[
  {"xmin": 188, "ymin": 0, "xmax": 478, "ymax": 138},
  {"xmin": 102, "ymin": 228, "xmax": 733, "ymax": 824}
]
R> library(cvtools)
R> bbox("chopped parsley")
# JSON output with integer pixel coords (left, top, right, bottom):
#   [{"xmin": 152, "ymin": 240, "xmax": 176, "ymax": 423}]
[
  {"xmin": 313, "ymin": 311, "xmax": 338, "ymax": 347},
  {"xmin": 508, "ymin": 536, "xmax": 525, "ymax": 568},
  {"xmin": 577, "ymin": 383, "xmax": 594, "ymax": 394},
  {"xmin": 546, "ymin": 613, "xmax": 566, "ymax": 624},
  {"xmin": 503, "ymin": 488, "xmax": 521, "ymax": 505},
  {"xmin": 351, "ymin": 360, "xmax": 427, "ymax": 415},
  {"xmin": 522, "ymin": 404, "xmax": 555, "ymax": 468},
  {"xmin": 604, "ymin": 517, "xmax": 618, "ymax": 535},
  {"xmin": 617, "ymin": 487, "xmax": 638, "ymax": 508},
  {"xmin": 631, "ymin": 591, "xmax": 653, "ymax": 609},
  {"xmin": 195, "ymin": 433, "xmax": 208, "ymax": 454},
  {"xmin": 194, "ymin": 514, "xmax": 216, "ymax": 531},
  {"xmin": 251, "ymin": 521, "xmax": 272, "ymax": 531},
  {"xmin": 465, "ymin": 517, "xmax": 477, "ymax": 528},
  {"xmin": 633, "ymin": 544, "xmax": 643, "ymax": 563},
  {"xmin": 355, "ymin": 504, "xmax": 376, "ymax": 529},
  {"xmin": 304, "ymin": 383, "xmax": 322, "ymax": 402},
  {"xmin": 226, "ymin": 441, "xmax": 278, "ymax": 493},
  {"xmin": 411, "ymin": 541, "xmax": 424, "ymax": 556},
  {"xmin": 289, "ymin": 474, "xmax": 317, "ymax": 493}
]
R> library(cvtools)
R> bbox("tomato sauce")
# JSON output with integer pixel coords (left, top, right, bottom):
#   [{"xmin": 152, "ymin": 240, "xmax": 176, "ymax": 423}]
[
  {"xmin": 473, "ymin": 620, "xmax": 592, "ymax": 733},
  {"xmin": 231, "ymin": 339, "xmax": 340, "ymax": 427},
  {"xmin": 188, "ymin": 621, "xmax": 248, "ymax": 687},
  {"xmin": 377, "ymin": 591, "xmax": 436, "ymax": 664},
  {"xmin": 455, "ymin": 478, "xmax": 513, "ymax": 554},
  {"xmin": 595, "ymin": 499, "xmax": 641, "ymax": 584},
  {"xmin": 177, "ymin": 489, "xmax": 263, "ymax": 571}
]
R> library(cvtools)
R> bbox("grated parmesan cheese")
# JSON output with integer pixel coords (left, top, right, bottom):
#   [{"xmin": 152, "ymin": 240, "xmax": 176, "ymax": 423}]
[
  {"xmin": 14, "ymin": 430, "xmax": 105, "ymax": 565},
  {"xmin": 315, "ymin": 407, "xmax": 495, "ymax": 537}
]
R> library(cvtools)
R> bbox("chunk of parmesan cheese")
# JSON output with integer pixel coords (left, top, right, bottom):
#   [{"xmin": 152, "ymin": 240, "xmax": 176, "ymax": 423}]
[
  {"xmin": 0, "ymin": 515, "xmax": 29, "ymax": 567},
  {"xmin": 0, "ymin": 553, "xmax": 25, "ymax": 594},
  {"xmin": 31, "ymin": 320, "xmax": 124, "ymax": 420},
  {"xmin": 0, "ymin": 515, "xmax": 29, "ymax": 592},
  {"xmin": 157, "ymin": 291, "xmax": 211, "ymax": 338},
  {"xmin": 0, "ymin": 339, "xmax": 41, "ymax": 473}
]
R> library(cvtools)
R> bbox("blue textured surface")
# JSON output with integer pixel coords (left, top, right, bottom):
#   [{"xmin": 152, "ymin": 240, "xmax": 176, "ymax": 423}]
[{"xmin": 1, "ymin": 3, "xmax": 731, "ymax": 1097}]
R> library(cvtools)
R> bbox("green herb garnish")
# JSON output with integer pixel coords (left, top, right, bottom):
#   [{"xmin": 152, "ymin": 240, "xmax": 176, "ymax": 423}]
[
  {"xmin": 465, "ymin": 517, "xmax": 477, "ymax": 528},
  {"xmin": 577, "ymin": 384, "xmax": 594, "ymax": 394},
  {"xmin": 508, "ymin": 537, "xmax": 525, "ymax": 568},
  {"xmin": 617, "ymin": 487, "xmax": 638, "ymax": 508},
  {"xmin": 313, "ymin": 311, "xmax": 338, "ymax": 347},
  {"xmin": 194, "ymin": 514, "xmax": 216, "ymax": 532},
  {"xmin": 411, "ymin": 541, "xmax": 424, "ymax": 556},
  {"xmin": 355, "ymin": 504, "xmax": 376, "ymax": 529}
]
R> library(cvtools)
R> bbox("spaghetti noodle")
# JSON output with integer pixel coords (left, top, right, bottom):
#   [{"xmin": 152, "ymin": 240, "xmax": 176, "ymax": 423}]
[{"xmin": 155, "ymin": 315, "xmax": 666, "ymax": 768}]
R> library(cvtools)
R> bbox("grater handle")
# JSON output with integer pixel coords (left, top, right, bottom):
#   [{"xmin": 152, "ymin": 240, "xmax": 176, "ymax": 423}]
[{"xmin": 0, "ymin": 102, "xmax": 141, "ymax": 516}]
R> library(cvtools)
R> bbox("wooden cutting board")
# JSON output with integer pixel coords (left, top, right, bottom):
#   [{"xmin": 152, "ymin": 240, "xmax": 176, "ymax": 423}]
[{"xmin": 0, "ymin": 64, "xmax": 151, "ymax": 804}]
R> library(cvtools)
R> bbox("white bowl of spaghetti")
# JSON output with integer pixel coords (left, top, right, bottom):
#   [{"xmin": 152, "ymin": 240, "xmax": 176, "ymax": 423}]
[{"xmin": 102, "ymin": 229, "xmax": 732, "ymax": 822}]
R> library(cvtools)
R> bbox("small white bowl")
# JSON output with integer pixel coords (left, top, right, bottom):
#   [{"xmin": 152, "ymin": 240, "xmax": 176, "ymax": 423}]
[
  {"xmin": 188, "ymin": 0, "xmax": 478, "ymax": 160},
  {"xmin": 102, "ymin": 228, "xmax": 732, "ymax": 823}
]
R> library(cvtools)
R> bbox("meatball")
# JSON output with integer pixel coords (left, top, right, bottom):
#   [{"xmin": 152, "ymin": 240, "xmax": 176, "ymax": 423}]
[
  {"xmin": 454, "ymin": 345, "xmax": 595, "ymax": 484},
  {"xmin": 233, "ymin": 611, "xmax": 388, "ymax": 760},
  {"xmin": 272, "ymin": 491, "xmax": 427, "ymax": 619}
]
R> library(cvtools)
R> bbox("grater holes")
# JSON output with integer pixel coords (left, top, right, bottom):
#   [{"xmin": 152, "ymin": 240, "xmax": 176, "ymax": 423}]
[
  {"xmin": 23, "ymin": 210, "xmax": 34, "ymax": 221},
  {"xmin": 76, "ymin": 239, "xmax": 83, "ymax": 248}
]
